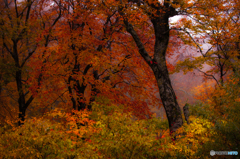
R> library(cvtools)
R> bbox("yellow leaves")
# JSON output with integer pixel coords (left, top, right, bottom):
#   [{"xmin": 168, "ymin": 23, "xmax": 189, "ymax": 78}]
[
  {"xmin": 174, "ymin": 57, "xmax": 202, "ymax": 74},
  {"xmin": 166, "ymin": 116, "xmax": 214, "ymax": 157},
  {"xmin": 219, "ymin": 119, "xmax": 227, "ymax": 126}
]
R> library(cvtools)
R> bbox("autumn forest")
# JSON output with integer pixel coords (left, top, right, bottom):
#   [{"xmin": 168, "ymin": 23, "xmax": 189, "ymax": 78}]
[{"xmin": 0, "ymin": 0, "xmax": 239, "ymax": 158}]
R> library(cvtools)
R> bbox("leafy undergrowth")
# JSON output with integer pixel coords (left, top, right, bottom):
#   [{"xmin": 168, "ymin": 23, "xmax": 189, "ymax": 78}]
[
  {"xmin": 0, "ymin": 104, "xmax": 235, "ymax": 159},
  {"xmin": 1, "ymin": 73, "xmax": 240, "ymax": 158}
]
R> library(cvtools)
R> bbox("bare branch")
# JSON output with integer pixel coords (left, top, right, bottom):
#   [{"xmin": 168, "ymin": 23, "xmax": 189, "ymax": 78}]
[{"xmin": 196, "ymin": 68, "xmax": 220, "ymax": 86}]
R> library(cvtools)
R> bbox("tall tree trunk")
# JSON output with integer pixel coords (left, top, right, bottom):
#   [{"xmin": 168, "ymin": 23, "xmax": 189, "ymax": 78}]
[
  {"xmin": 16, "ymin": 69, "xmax": 26, "ymax": 125},
  {"xmin": 151, "ymin": 13, "xmax": 183, "ymax": 133}
]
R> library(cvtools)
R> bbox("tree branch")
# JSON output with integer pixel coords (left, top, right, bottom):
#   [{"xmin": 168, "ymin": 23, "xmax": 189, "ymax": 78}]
[
  {"xmin": 196, "ymin": 68, "xmax": 220, "ymax": 85},
  {"xmin": 122, "ymin": 18, "xmax": 152, "ymax": 65}
]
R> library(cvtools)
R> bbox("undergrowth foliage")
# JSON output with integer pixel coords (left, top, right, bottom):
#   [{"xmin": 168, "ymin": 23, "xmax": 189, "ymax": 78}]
[{"xmin": 0, "ymin": 109, "xmax": 100, "ymax": 158}]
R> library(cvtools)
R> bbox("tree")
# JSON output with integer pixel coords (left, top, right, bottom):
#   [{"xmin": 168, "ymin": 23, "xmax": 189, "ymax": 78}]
[
  {"xmin": 0, "ymin": 0, "xmax": 62, "ymax": 125},
  {"xmin": 113, "ymin": 0, "xmax": 184, "ymax": 133},
  {"xmin": 174, "ymin": 0, "xmax": 240, "ymax": 86}
]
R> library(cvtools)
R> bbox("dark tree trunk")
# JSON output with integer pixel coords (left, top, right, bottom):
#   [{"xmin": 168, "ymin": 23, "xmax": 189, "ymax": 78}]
[
  {"xmin": 68, "ymin": 76, "xmax": 77, "ymax": 110},
  {"xmin": 16, "ymin": 69, "xmax": 34, "ymax": 126},
  {"xmin": 18, "ymin": 106, "xmax": 26, "ymax": 126},
  {"xmin": 68, "ymin": 61, "xmax": 92, "ymax": 111},
  {"xmin": 151, "ymin": 13, "xmax": 183, "ymax": 133},
  {"xmin": 16, "ymin": 69, "xmax": 25, "ymax": 126},
  {"xmin": 75, "ymin": 81, "xmax": 87, "ymax": 111},
  {"xmin": 152, "ymin": 61, "xmax": 183, "ymax": 132},
  {"xmin": 183, "ymin": 103, "xmax": 190, "ymax": 124}
]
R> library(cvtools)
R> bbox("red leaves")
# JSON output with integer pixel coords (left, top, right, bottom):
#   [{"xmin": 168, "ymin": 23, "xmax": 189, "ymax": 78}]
[
  {"xmin": 86, "ymin": 139, "xmax": 92, "ymax": 143},
  {"xmin": 156, "ymin": 133, "xmax": 166, "ymax": 140},
  {"xmin": 159, "ymin": 135, "xmax": 166, "ymax": 139},
  {"xmin": 150, "ymin": 61, "xmax": 157, "ymax": 64},
  {"xmin": 166, "ymin": 61, "xmax": 175, "ymax": 72}
]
